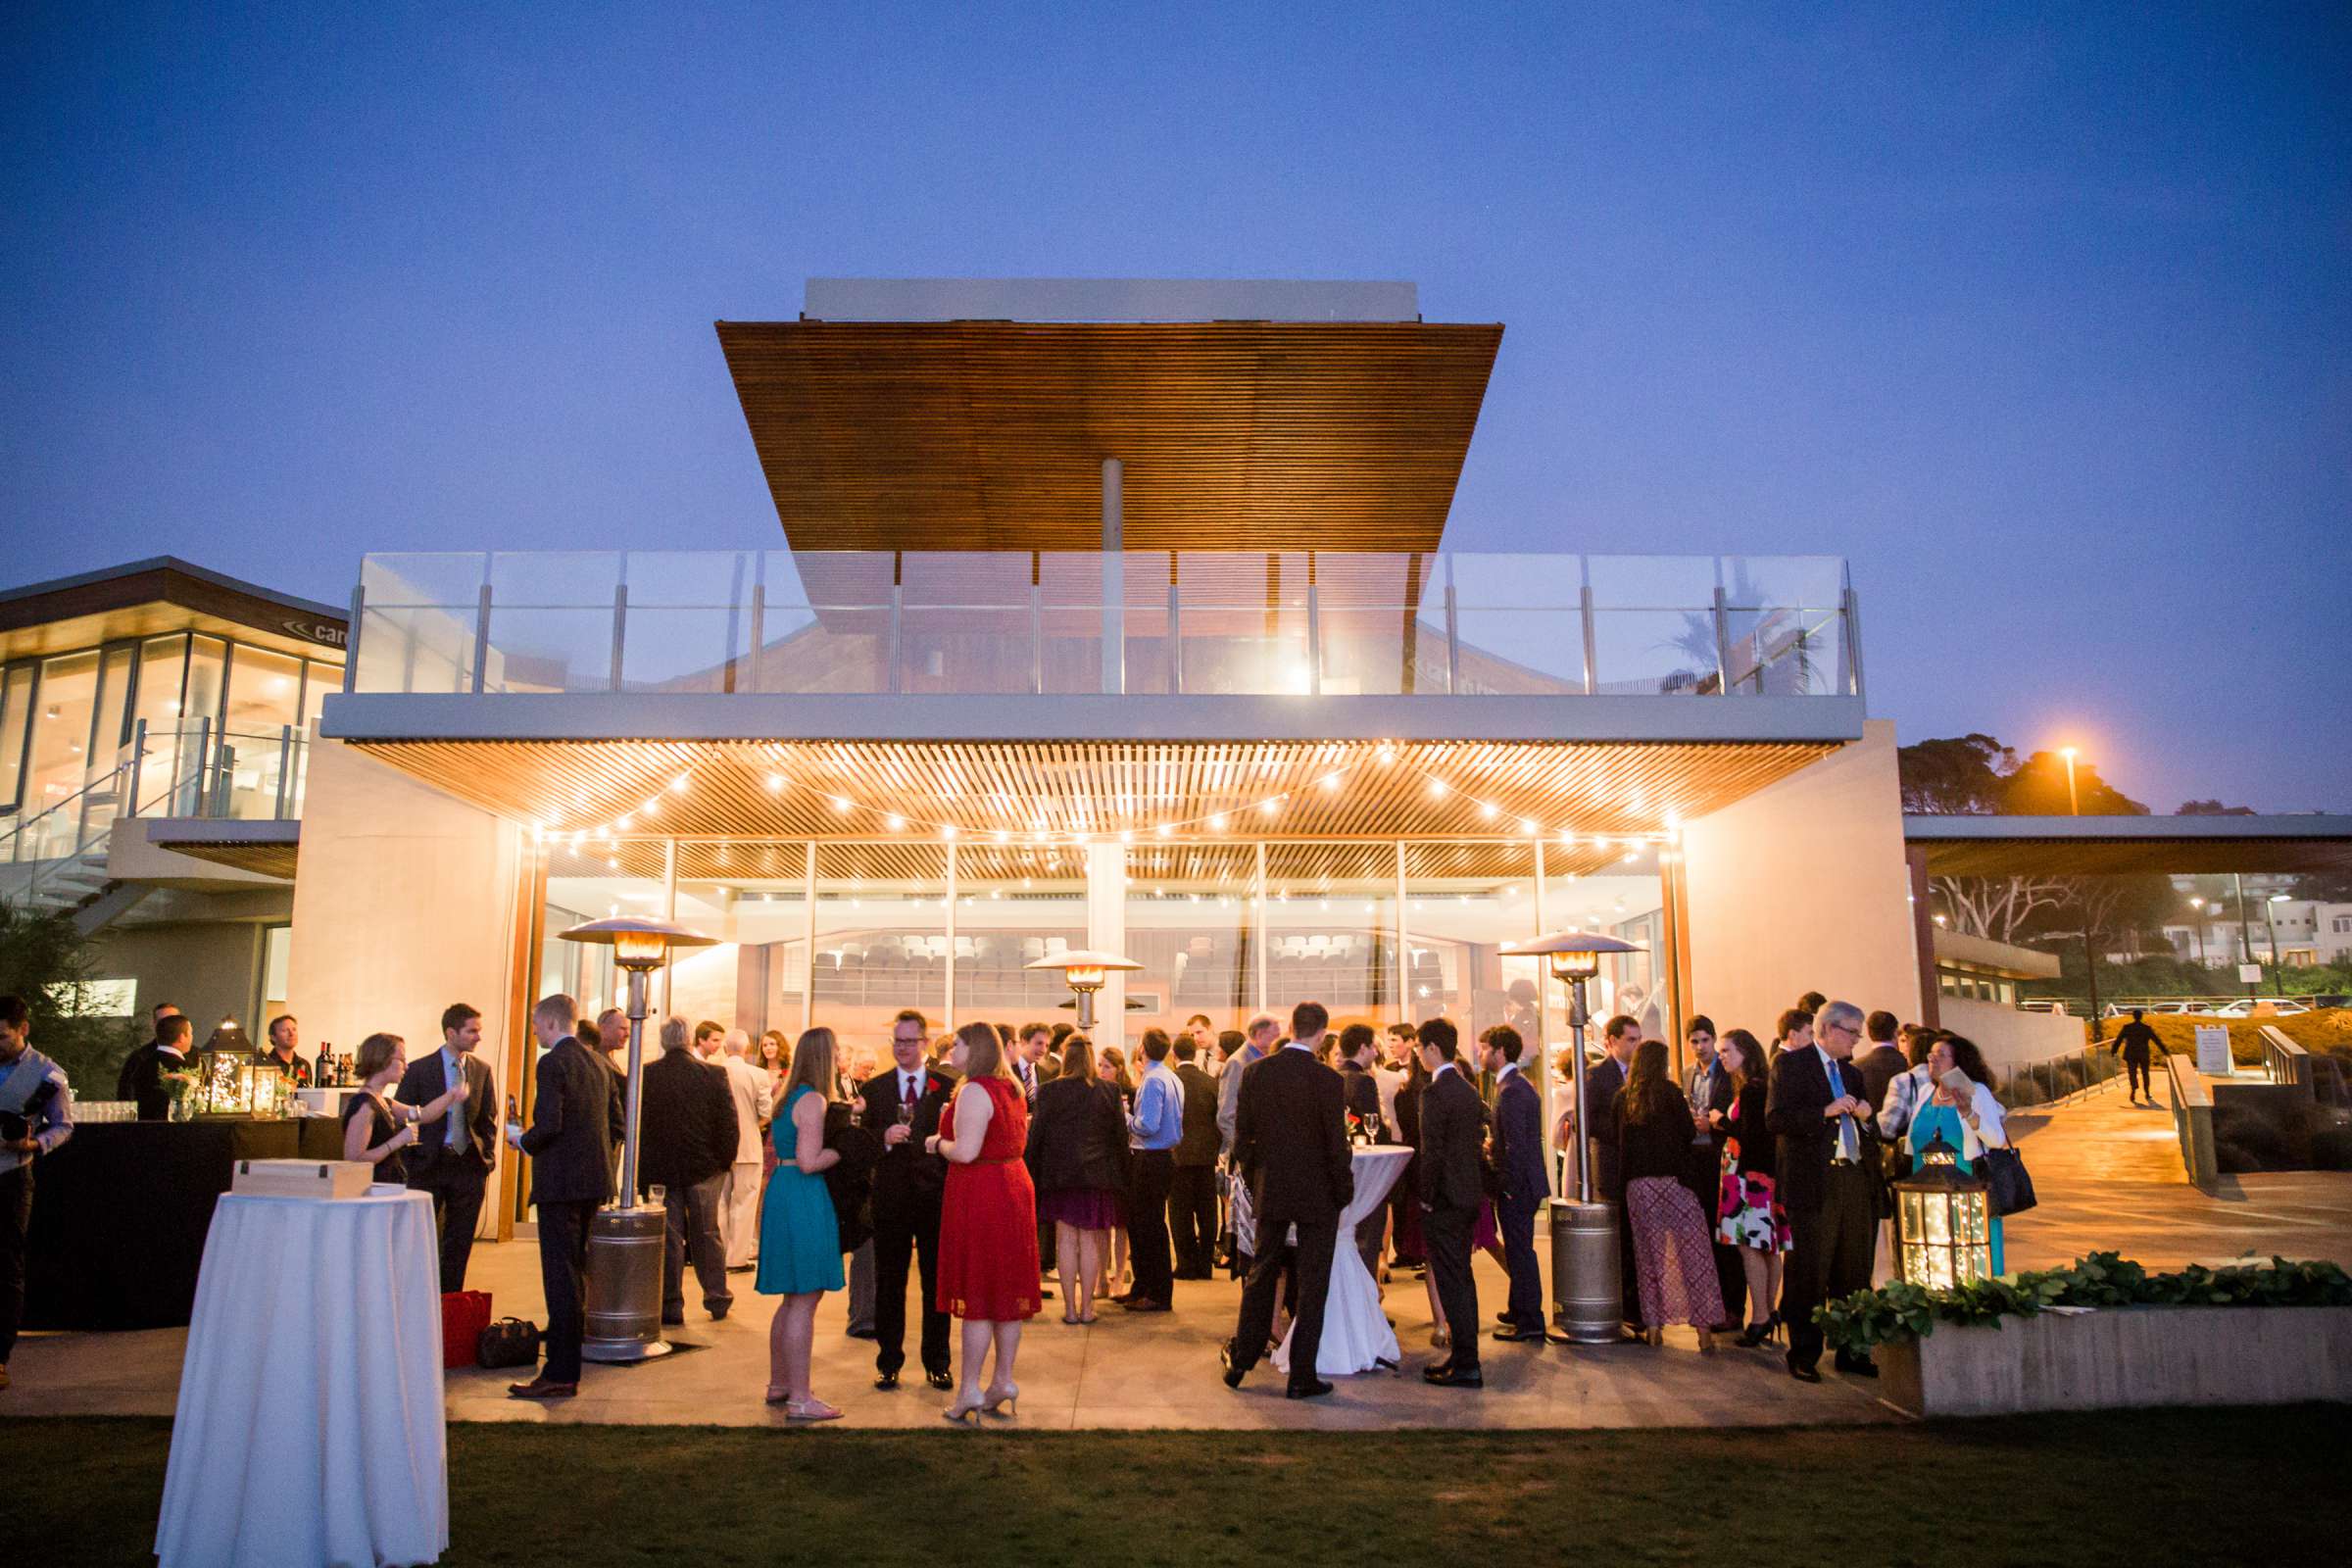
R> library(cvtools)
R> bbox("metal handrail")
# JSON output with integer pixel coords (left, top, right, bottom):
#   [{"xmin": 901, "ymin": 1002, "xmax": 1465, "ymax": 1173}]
[
  {"xmin": 1996, "ymin": 1040, "xmax": 2125, "ymax": 1110},
  {"xmin": 0, "ymin": 759, "xmax": 134, "ymax": 863}
]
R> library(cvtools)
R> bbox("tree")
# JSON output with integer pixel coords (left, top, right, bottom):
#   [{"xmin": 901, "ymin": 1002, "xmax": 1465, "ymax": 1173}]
[
  {"xmin": 0, "ymin": 899, "xmax": 139, "ymax": 1095},
  {"xmin": 2178, "ymin": 800, "xmax": 2258, "ymax": 816},
  {"xmin": 1896, "ymin": 734, "xmax": 2012, "ymax": 814},
  {"xmin": 2001, "ymin": 750, "xmax": 2148, "ymax": 816}
]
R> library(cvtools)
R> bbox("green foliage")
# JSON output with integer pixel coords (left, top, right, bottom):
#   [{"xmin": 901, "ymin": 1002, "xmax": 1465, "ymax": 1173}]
[
  {"xmin": 0, "ymin": 898, "xmax": 141, "ymax": 1094},
  {"xmin": 1817, "ymin": 1251, "xmax": 2352, "ymax": 1356}
]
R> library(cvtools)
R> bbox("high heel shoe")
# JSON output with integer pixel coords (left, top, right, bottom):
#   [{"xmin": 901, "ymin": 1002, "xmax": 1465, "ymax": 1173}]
[
  {"xmin": 1735, "ymin": 1321, "xmax": 1771, "ymax": 1349},
  {"xmin": 943, "ymin": 1389, "xmax": 986, "ymax": 1423},
  {"xmin": 983, "ymin": 1381, "xmax": 1019, "ymax": 1417},
  {"xmin": 1696, "ymin": 1328, "xmax": 1717, "ymax": 1355},
  {"xmin": 783, "ymin": 1397, "xmax": 842, "ymax": 1422},
  {"xmin": 1644, "ymin": 1326, "xmax": 1664, "ymax": 1348}
]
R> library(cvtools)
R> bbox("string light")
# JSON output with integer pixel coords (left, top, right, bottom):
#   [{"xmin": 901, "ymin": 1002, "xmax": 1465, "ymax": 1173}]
[{"xmin": 765, "ymin": 774, "xmax": 784, "ymax": 792}]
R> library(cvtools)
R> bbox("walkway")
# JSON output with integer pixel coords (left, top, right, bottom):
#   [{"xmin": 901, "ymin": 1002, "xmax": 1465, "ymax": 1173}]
[{"xmin": 2001, "ymin": 1072, "xmax": 2352, "ymax": 1273}]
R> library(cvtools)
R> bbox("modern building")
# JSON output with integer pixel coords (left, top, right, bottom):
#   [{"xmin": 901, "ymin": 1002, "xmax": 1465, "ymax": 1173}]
[
  {"xmin": 0, "ymin": 558, "xmax": 346, "ymax": 1034},
  {"xmin": 267, "ymin": 278, "xmax": 1924, "ymax": 1229}
]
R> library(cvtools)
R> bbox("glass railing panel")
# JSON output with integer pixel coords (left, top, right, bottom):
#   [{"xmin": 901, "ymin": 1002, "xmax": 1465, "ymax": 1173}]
[
  {"xmin": 622, "ymin": 607, "xmax": 753, "ymax": 694},
  {"xmin": 480, "ymin": 607, "xmax": 617, "ymax": 694},
  {"xmin": 1719, "ymin": 555, "xmax": 1843, "ymax": 612},
  {"xmin": 1038, "ymin": 622, "xmax": 1106, "ymax": 695},
  {"xmin": 211, "ymin": 727, "xmax": 297, "ymax": 820},
  {"xmin": 1584, "ymin": 555, "xmax": 1718, "ymax": 611},
  {"xmin": 900, "ymin": 552, "xmax": 1033, "ymax": 608},
  {"xmin": 487, "ymin": 551, "xmax": 620, "ymax": 606},
  {"xmin": 1122, "ymin": 603, "xmax": 1172, "ymax": 695},
  {"xmin": 1444, "ymin": 553, "xmax": 1581, "ymax": 611},
  {"xmin": 1173, "ymin": 551, "xmax": 1311, "ymax": 610},
  {"xmin": 362, "ymin": 553, "xmax": 484, "ymax": 608},
  {"xmin": 1590, "ymin": 609, "xmax": 1722, "ymax": 695},
  {"xmin": 1723, "ymin": 607, "xmax": 1843, "ymax": 696},
  {"xmin": 622, "ymin": 551, "xmax": 753, "ymax": 609},
  {"xmin": 355, "ymin": 606, "xmax": 474, "ymax": 694},
  {"xmin": 900, "ymin": 607, "xmax": 1035, "ymax": 694},
  {"xmin": 1170, "ymin": 607, "xmax": 1312, "ymax": 695},
  {"xmin": 1450, "ymin": 610, "xmax": 1587, "ymax": 694},
  {"xmin": 1318, "ymin": 610, "xmax": 1449, "ymax": 695},
  {"xmin": 1312, "ymin": 551, "xmax": 1441, "ymax": 609},
  {"xmin": 753, "ymin": 606, "xmax": 892, "ymax": 694},
  {"xmin": 771, "ymin": 551, "xmax": 893, "ymax": 612}
]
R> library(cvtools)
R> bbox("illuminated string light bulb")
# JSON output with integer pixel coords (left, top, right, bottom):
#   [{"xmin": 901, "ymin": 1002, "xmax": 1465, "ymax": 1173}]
[
  {"xmin": 831, "ymin": 796, "xmax": 853, "ymax": 813},
  {"xmin": 938, "ymin": 823, "xmax": 956, "ymax": 841},
  {"xmin": 1319, "ymin": 773, "xmax": 1342, "ymax": 792},
  {"xmin": 642, "ymin": 797, "xmax": 661, "ymax": 816},
  {"xmin": 765, "ymin": 774, "xmax": 784, "ymax": 792},
  {"xmin": 1480, "ymin": 801, "xmax": 1498, "ymax": 820},
  {"xmin": 993, "ymin": 829, "xmax": 1010, "ymax": 844},
  {"xmin": 1155, "ymin": 822, "xmax": 1173, "ymax": 838},
  {"xmin": 1118, "ymin": 828, "xmax": 1134, "ymax": 845},
  {"xmin": 1520, "ymin": 818, "xmax": 1538, "ymax": 835},
  {"xmin": 671, "ymin": 773, "xmax": 690, "ymax": 794},
  {"xmin": 1376, "ymin": 745, "xmax": 1396, "ymax": 765},
  {"xmin": 1260, "ymin": 797, "xmax": 1280, "ymax": 816},
  {"xmin": 885, "ymin": 813, "xmax": 906, "ymax": 832},
  {"xmin": 617, "ymin": 814, "xmax": 634, "ymax": 831},
  {"xmin": 1207, "ymin": 811, "xmax": 1228, "ymax": 831}
]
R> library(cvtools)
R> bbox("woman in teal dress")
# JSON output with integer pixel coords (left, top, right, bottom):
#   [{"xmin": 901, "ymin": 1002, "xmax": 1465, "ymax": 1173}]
[
  {"xmin": 1904, "ymin": 1033, "xmax": 2011, "ymax": 1276},
  {"xmin": 759, "ymin": 1027, "xmax": 845, "ymax": 1419}
]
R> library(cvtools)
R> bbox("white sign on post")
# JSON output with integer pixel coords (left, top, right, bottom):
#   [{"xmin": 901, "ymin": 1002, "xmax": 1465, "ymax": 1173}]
[
  {"xmin": 2193, "ymin": 1025, "xmax": 2232, "ymax": 1076},
  {"xmin": 2237, "ymin": 963, "xmax": 2263, "ymax": 985}
]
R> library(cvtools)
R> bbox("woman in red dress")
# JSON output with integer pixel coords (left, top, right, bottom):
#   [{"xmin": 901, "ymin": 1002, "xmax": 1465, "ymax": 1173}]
[{"xmin": 928, "ymin": 1019, "xmax": 1043, "ymax": 1421}]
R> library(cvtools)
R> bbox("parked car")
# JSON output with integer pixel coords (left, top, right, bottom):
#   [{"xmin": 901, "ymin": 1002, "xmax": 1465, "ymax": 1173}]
[
  {"xmin": 2020, "ymin": 1000, "xmax": 2071, "ymax": 1016},
  {"xmin": 2200, "ymin": 999, "xmax": 2311, "ymax": 1018}
]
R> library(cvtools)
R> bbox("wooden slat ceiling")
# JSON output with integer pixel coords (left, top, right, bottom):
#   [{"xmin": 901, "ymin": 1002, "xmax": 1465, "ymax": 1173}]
[
  {"xmin": 354, "ymin": 738, "xmax": 1832, "ymax": 879},
  {"xmin": 145, "ymin": 838, "xmax": 302, "ymax": 880},
  {"xmin": 716, "ymin": 320, "xmax": 1504, "ymax": 553}
]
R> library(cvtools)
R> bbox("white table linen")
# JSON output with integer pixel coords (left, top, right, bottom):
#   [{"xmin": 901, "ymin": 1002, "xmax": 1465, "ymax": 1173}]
[
  {"xmin": 157, "ymin": 1189, "xmax": 448, "ymax": 1568},
  {"xmin": 1273, "ymin": 1145, "xmax": 1413, "ymax": 1378}
]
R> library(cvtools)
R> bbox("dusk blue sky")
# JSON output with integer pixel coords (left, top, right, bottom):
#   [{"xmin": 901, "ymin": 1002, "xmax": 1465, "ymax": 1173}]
[{"xmin": 6, "ymin": 4, "xmax": 2346, "ymax": 811}]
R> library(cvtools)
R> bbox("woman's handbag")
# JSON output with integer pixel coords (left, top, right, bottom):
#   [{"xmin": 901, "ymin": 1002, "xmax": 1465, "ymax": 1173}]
[
  {"xmin": 1979, "ymin": 1145, "xmax": 2038, "ymax": 1216},
  {"xmin": 475, "ymin": 1316, "xmax": 542, "ymax": 1370}
]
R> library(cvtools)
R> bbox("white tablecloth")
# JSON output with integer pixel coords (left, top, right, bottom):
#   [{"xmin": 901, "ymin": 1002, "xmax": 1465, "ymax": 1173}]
[
  {"xmin": 156, "ymin": 1189, "xmax": 448, "ymax": 1568},
  {"xmin": 1273, "ymin": 1145, "xmax": 1413, "ymax": 1378}
]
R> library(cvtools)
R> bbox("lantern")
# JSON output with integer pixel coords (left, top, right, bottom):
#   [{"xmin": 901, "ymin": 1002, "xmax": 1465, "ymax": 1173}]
[{"xmin": 1894, "ymin": 1135, "xmax": 1994, "ymax": 1289}]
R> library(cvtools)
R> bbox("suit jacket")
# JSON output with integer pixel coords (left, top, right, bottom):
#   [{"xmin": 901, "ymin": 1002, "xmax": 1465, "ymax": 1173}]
[
  {"xmin": 636, "ymin": 1048, "xmax": 737, "ymax": 1194},
  {"xmin": 1765, "ymin": 1045, "xmax": 1876, "ymax": 1217},
  {"xmin": 1489, "ymin": 1069, "xmax": 1546, "ymax": 1208},
  {"xmin": 519, "ymin": 1037, "xmax": 616, "ymax": 1206},
  {"xmin": 857, "ymin": 1063, "xmax": 956, "ymax": 1217},
  {"xmin": 398, "ymin": 1049, "xmax": 499, "ymax": 1172},
  {"xmin": 1233, "ymin": 1046, "xmax": 1353, "ymax": 1230},
  {"xmin": 717, "ymin": 1054, "xmax": 772, "ymax": 1165},
  {"xmin": 1583, "ymin": 1054, "xmax": 1629, "ymax": 1199},
  {"xmin": 1854, "ymin": 1045, "xmax": 1910, "ymax": 1114},
  {"xmin": 1338, "ymin": 1060, "xmax": 1386, "ymax": 1140},
  {"xmin": 118, "ymin": 1041, "xmax": 186, "ymax": 1121},
  {"xmin": 1172, "ymin": 1062, "xmax": 1221, "ymax": 1166},
  {"xmin": 1417, "ymin": 1066, "xmax": 1486, "ymax": 1213},
  {"xmin": 1025, "ymin": 1076, "xmax": 1128, "ymax": 1194}
]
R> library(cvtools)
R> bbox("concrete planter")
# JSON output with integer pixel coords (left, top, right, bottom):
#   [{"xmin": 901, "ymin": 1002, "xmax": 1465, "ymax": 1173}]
[{"xmin": 1876, "ymin": 1304, "xmax": 2352, "ymax": 1418}]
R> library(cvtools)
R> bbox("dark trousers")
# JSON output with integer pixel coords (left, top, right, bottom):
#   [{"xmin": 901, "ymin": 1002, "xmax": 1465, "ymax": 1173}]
[
  {"xmin": 535, "ymin": 1199, "xmax": 595, "ymax": 1384},
  {"xmin": 407, "ymin": 1149, "xmax": 488, "ymax": 1295},
  {"xmin": 1423, "ymin": 1202, "xmax": 1481, "ymax": 1371},
  {"xmin": 2125, "ymin": 1053, "xmax": 2151, "ymax": 1097},
  {"xmin": 662, "ymin": 1172, "xmax": 731, "ymax": 1318},
  {"xmin": 1781, "ymin": 1164, "xmax": 1878, "ymax": 1371},
  {"xmin": 1353, "ymin": 1205, "xmax": 1387, "ymax": 1280},
  {"xmin": 0, "ymin": 1164, "xmax": 30, "ymax": 1363},
  {"xmin": 1497, "ymin": 1193, "xmax": 1544, "ymax": 1329},
  {"xmin": 871, "ymin": 1200, "xmax": 949, "ymax": 1375},
  {"xmin": 1683, "ymin": 1145, "xmax": 1747, "ymax": 1328},
  {"xmin": 1234, "ymin": 1216, "xmax": 1336, "ymax": 1387},
  {"xmin": 1388, "ymin": 1171, "xmax": 1422, "ymax": 1264},
  {"xmin": 1168, "ymin": 1161, "xmax": 1219, "ymax": 1276},
  {"xmin": 1128, "ymin": 1149, "xmax": 1176, "ymax": 1303}
]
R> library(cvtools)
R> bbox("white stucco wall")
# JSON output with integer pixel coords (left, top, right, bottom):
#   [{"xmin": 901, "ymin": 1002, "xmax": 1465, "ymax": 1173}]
[
  {"xmin": 1936, "ymin": 994, "xmax": 2087, "ymax": 1073},
  {"xmin": 1680, "ymin": 718, "xmax": 1923, "ymax": 1039},
  {"xmin": 287, "ymin": 737, "xmax": 527, "ymax": 1233}
]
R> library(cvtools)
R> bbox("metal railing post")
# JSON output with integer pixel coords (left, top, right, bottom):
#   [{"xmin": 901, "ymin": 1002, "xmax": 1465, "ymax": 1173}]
[
  {"xmin": 1030, "ymin": 579, "xmax": 1044, "ymax": 696},
  {"xmin": 1711, "ymin": 584, "xmax": 1733, "ymax": 695},
  {"xmin": 1306, "ymin": 564, "xmax": 1323, "ymax": 697},
  {"xmin": 745, "ymin": 582, "xmax": 764, "ymax": 694},
  {"xmin": 272, "ymin": 724, "xmax": 296, "ymax": 819},
  {"xmin": 126, "ymin": 719, "xmax": 147, "ymax": 820},
  {"xmin": 470, "ymin": 582, "xmax": 492, "ymax": 695},
  {"xmin": 184, "ymin": 717, "xmax": 212, "ymax": 817},
  {"xmin": 610, "ymin": 583, "xmax": 628, "ymax": 692},
  {"xmin": 888, "ymin": 581, "xmax": 904, "ymax": 695},
  {"xmin": 1444, "ymin": 556, "xmax": 1461, "ymax": 695},
  {"xmin": 344, "ymin": 584, "xmax": 365, "ymax": 694},
  {"xmin": 1167, "ymin": 571, "xmax": 1182, "ymax": 694},
  {"xmin": 1842, "ymin": 583, "xmax": 1866, "ymax": 701}
]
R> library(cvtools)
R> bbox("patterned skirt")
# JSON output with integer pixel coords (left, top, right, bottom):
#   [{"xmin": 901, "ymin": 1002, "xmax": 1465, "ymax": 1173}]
[
  {"xmin": 1715, "ymin": 1141, "xmax": 1792, "ymax": 1253},
  {"xmin": 1626, "ymin": 1175, "xmax": 1728, "ymax": 1330}
]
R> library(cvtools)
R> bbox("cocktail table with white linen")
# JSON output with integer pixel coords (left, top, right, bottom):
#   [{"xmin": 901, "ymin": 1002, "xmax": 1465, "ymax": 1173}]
[
  {"xmin": 1273, "ymin": 1144, "xmax": 1413, "ymax": 1378},
  {"xmin": 156, "ymin": 1188, "xmax": 448, "ymax": 1568}
]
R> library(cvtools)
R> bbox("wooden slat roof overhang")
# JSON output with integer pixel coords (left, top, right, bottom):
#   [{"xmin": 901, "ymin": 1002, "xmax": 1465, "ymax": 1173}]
[{"xmin": 715, "ymin": 319, "xmax": 1504, "ymax": 554}]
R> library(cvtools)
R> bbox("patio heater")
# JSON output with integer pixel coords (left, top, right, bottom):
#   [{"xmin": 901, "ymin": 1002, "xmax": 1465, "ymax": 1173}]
[
  {"xmin": 557, "ymin": 915, "xmax": 715, "ymax": 1363},
  {"xmin": 1502, "ymin": 929, "xmax": 1642, "ymax": 1345},
  {"xmin": 1024, "ymin": 949, "xmax": 1142, "ymax": 1034}
]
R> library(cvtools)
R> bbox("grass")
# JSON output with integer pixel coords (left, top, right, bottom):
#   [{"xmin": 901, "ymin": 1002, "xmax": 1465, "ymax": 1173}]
[{"xmin": 30, "ymin": 1406, "xmax": 2348, "ymax": 1566}]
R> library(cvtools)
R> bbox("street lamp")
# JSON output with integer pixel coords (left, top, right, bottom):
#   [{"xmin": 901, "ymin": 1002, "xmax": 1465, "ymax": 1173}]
[
  {"xmin": 559, "ymin": 914, "xmax": 715, "ymax": 1362},
  {"xmin": 2187, "ymin": 897, "xmax": 2207, "ymax": 969},
  {"xmin": 2265, "ymin": 894, "xmax": 2289, "ymax": 995},
  {"xmin": 2058, "ymin": 747, "xmax": 2081, "ymax": 816},
  {"xmin": 1501, "ymin": 929, "xmax": 1642, "ymax": 1345},
  {"xmin": 1024, "ymin": 949, "xmax": 1142, "ymax": 1033}
]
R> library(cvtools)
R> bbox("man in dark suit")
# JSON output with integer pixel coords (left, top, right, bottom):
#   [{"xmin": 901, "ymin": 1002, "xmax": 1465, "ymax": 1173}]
[
  {"xmin": 1334, "ymin": 1023, "xmax": 1390, "ymax": 1278},
  {"xmin": 1417, "ymin": 1017, "xmax": 1486, "ymax": 1386},
  {"xmin": 858, "ymin": 1008, "xmax": 956, "ymax": 1392},
  {"xmin": 1167, "ymin": 1034, "xmax": 1222, "ymax": 1280},
  {"xmin": 1482, "ymin": 1025, "xmax": 1554, "ymax": 1343},
  {"xmin": 117, "ymin": 1010, "xmax": 192, "ymax": 1121},
  {"xmin": 1682, "ymin": 1014, "xmax": 1745, "ymax": 1331},
  {"xmin": 399, "ymin": 1002, "xmax": 501, "ymax": 1293},
  {"xmin": 1767, "ymin": 998, "xmax": 1881, "ymax": 1384},
  {"xmin": 506, "ymin": 994, "xmax": 614, "ymax": 1400},
  {"xmin": 636, "ymin": 1014, "xmax": 739, "ymax": 1326},
  {"xmin": 1853, "ymin": 1009, "xmax": 1909, "ymax": 1114},
  {"xmin": 1583, "ymin": 1013, "xmax": 1642, "ymax": 1335},
  {"xmin": 1221, "ymin": 1001, "xmax": 1353, "ymax": 1400}
]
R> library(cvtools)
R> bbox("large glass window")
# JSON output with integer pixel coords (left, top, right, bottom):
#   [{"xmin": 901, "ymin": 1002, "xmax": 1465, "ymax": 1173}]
[
  {"xmin": 670, "ymin": 840, "xmax": 808, "ymax": 1038},
  {"xmin": 1264, "ymin": 842, "xmax": 1396, "ymax": 1021},
  {"xmin": 814, "ymin": 843, "xmax": 948, "ymax": 1082},
  {"xmin": 0, "ymin": 664, "xmax": 33, "ymax": 814},
  {"xmin": 1125, "ymin": 843, "xmax": 1257, "ymax": 1036},
  {"xmin": 950, "ymin": 842, "xmax": 1089, "ymax": 1028},
  {"xmin": 1536, "ymin": 844, "xmax": 1668, "ymax": 1044},
  {"xmin": 220, "ymin": 646, "xmax": 305, "ymax": 819},
  {"xmin": 128, "ymin": 636, "xmax": 189, "ymax": 813},
  {"xmin": 20, "ymin": 651, "xmax": 99, "ymax": 858},
  {"xmin": 1402, "ymin": 842, "xmax": 1544, "ymax": 1050}
]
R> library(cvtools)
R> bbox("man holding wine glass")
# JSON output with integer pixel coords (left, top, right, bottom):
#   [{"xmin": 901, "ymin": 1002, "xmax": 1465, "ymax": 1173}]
[{"xmin": 855, "ymin": 1009, "xmax": 957, "ymax": 1392}]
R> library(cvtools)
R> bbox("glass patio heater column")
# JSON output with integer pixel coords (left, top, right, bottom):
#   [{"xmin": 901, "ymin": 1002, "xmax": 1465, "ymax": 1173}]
[
  {"xmin": 1502, "ymin": 929, "xmax": 1642, "ymax": 1345},
  {"xmin": 558, "ymin": 914, "xmax": 716, "ymax": 1362}
]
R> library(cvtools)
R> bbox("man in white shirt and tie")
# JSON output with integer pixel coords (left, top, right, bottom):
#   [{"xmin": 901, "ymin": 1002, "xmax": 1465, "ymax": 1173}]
[{"xmin": 714, "ymin": 1029, "xmax": 773, "ymax": 1270}]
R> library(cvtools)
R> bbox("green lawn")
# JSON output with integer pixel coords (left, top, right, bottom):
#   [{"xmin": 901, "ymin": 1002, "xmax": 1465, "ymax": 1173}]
[{"xmin": 32, "ymin": 1407, "xmax": 2342, "ymax": 1566}]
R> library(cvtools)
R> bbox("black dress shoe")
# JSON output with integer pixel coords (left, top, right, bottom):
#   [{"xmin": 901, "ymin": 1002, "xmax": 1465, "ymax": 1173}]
[
  {"xmin": 873, "ymin": 1370, "xmax": 900, "ymax": 1391},
  {"xmin": 1786, "ymin": 1351, "xmax": 1822, "ymax": 1384},
  {"xmin": 1423, "ymin": 1363, "xmax": 1484, "ymax": 1389},
  {"xmin": 847, "ymin": 1327, "xmax": 879, "ymax": 1341},
  {"xmin": 1491, "ymin": 1324, "xmax": 1544, "ymax": 1342},
  {"xmin": 926, "ymin": 1368, "xmax": 955, "ymax": 1391},
  {"xmin": 1285, "ymin": 1378, "xmax": 1335, "ymax": 1399},
  {"xmin": 1834, "ymin": 1351, "xmax": 1880, "ymax": 1379},
  {"xmin": 660, "ymin": 1311, "xmax": 685, "ymax": 1327},
  {"xmin": 1219, "ymin": 1341, "xmax": 1246, "ymax": 1390},
  {"xmin": 1121, "ymin": 1298, "xmax": 1171, "ymax": 1313}
]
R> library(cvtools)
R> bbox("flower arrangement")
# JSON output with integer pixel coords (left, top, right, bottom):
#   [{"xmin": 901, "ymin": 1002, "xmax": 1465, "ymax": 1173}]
[{"xmin": 1817, "ymin": 1250, "xmax": 2352, "ymax": 1357}]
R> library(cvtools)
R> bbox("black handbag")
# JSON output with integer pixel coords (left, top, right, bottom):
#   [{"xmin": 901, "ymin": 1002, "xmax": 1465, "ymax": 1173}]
[
  {"xmin": 476, "ymin": 1316, "xmax": 542, "ymax": 1369},
  {"xmin": 1979, "ymin": 1146, "xmax": 2038, "ymax": 1217}
]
